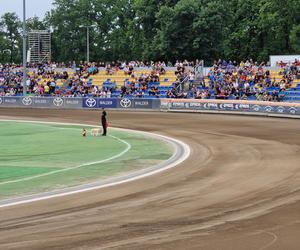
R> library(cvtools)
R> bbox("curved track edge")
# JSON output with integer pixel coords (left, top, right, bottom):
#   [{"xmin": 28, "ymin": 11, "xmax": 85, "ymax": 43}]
[{"xmin": 0, "ymin": 120, "xmax": 191, "ymax": 208}]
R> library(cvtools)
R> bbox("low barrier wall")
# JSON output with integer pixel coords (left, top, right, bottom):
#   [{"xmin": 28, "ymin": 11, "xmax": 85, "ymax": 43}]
[
  {"xmin": 161, "ymin": 99, "xmax": 300, "ymax": 117},
  {"xmin": 0, "ymin": 96, "xmax": 160, "ymax": 110},
  {"xmin": 0, "ymin": 96, "xmax": 299, "ymax": 118},
  {"xmin": 0, "ymin": 96, "xmax": 83, "ymax": 109}
]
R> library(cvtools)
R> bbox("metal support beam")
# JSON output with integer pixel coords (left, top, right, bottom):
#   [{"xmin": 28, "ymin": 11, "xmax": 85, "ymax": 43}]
[{"xmin": 22, "ymin": 0, "xmax": 27, "ymax": 96}]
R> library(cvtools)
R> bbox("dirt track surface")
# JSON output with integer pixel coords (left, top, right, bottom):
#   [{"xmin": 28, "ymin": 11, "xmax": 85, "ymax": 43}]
[{"xmin": 0, "ymin": 108, "xmax": 299, "ymax": 250}]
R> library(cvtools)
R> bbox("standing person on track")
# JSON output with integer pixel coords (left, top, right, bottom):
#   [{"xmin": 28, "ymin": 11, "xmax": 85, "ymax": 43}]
[{"xmin": 101, "ymin": 108, "xmax": 108, "ymax": 136}]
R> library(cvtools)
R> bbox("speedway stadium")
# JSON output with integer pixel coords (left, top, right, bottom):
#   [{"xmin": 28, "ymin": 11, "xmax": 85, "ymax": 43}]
[{"xmin": 0, "ymin": 1, "xmax": 300, "ymax": 250}]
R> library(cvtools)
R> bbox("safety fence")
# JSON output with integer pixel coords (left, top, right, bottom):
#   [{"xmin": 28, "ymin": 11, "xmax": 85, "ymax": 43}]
[
  {"xmin": 0, "ymin": 96, "xmax": 299, "ymax": 117},
  {"xmin": 0, "ymin": 96, "xmax": 160, "ymax": 110},
  {"xmin": 161, "ymin": 99, "xmax": 300, "ymax": 116}
]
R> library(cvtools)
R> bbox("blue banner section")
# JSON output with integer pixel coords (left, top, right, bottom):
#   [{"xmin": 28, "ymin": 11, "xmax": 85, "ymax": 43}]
[
  {"xmin": 98, "ymin": 98, "xmax": 117, "ymax": 108},
  {"xmin": 82, "ymin": 98, "xmax": 117, "ymax": 108},
  {"xmin": 82, "ymin": 98, "xmax": 159, "ymax": 109},
  {"xmin": 82, "ymin": 97, "xmax": 98, "ymax": 108},
  {"xmin": 0, "ymin": 96, "xmax": 82, "ymax": 109}
]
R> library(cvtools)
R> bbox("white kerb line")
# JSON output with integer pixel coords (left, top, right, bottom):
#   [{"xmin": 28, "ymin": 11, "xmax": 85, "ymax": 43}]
[{"xmin": 0, "ymin": 128, "xmax": 131, "ymax": 186}]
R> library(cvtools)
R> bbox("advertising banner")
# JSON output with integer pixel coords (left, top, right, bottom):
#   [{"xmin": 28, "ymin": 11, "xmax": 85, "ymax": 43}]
[
  {"xmin": 117, "ymin": 98, "xmax": 135, "ymax": 109},
  {"xmin": 132, "ymin": 99, "xmax": 153, "ymax": 109},
  {"xmin": 82, "ymin": 98, "xmax": 117, "ymax": 109},
  {"xmin": 163, "ymin": 99, "xmax": 300, "ymax": 116},
  {"xmin": 116, "ymin": 98, "xmax": 161, "ymax": 109},
  {"xmin": 0, "ymin": 96, "xmax": 299, "ymax": 117},
  {"xmin": 33, "ymin": 97, "xmax": 52, "ymax": 107},
  {"xmin": 63, "ymin": 97, "xmax": 82, "ymax": 109},
  {"xmin": 98, "ymin": 98, "xmax": 117, "ymax": 108},
  {"xmin": 1, "ymin": 96, "xmax": 33, "ymax": 107}
]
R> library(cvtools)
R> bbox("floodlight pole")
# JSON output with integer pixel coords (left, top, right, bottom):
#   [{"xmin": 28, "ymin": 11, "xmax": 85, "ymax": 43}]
[
  {"xmin": 80, "ymin": 25, "xmax": 96, "ymax": 63},
  {"xmin": 22, "ymin": 0, "xmax": 27, "ymax": 96},
  {"xmin": 87, "ymin": 26, "xmax": 90, "ymax": 63}
]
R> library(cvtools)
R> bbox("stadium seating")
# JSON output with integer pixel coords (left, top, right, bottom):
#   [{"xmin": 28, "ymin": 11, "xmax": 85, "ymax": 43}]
[
  {"xmin": 89, "ymin": 69, "xmax": 177, "ymax": 87},
  {"xmin": 1, "ymin": 62, "xmax": 299, "ymax": 102}
]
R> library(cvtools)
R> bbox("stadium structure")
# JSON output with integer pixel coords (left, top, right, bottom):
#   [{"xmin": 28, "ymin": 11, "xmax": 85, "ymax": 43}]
[{"xmin": 0, "ymin": 1, "xmax": 300, "ymax": 250}]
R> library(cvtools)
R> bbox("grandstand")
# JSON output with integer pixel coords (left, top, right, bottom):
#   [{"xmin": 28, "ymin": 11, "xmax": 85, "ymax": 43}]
[
  {"xmin": 90, "ymin": 69, "xmax": 178, "ymax": 87},
  {"xmin": 1, "ymin": 60, "xmax": 299, "ymax": 102}
]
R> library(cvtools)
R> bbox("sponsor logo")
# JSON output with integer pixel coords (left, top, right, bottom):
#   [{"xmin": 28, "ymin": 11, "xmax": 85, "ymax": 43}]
[
  {"xmin": 253, "ymin": 105, "xmax": 261, "ymax": 112},
  {"xmin": 34, "ymin": 99, "xmax": 48, "ymax": 104},
  {"xmin": 120, "ymin": 98, "xmax": 132, "ymax": 108},
  {"xmin": 99, "ymin": 100, "xmax": 113, "ymax": 105},
  {"xmin": 265, "ymin": 106, "xmax": 273, "ymax": 112},
  {"xmin": 289, "ymin": 107, "xmax": 297, "ymax": 114},
  {"xmin": 22, "ymin": 97, "xmax": 33, "ymax": 106},
  {"xmin": 203, "ymin": 103, "xmax": 218, "ymax": 109},
  {"xmin": 85, "ymin": 98, "xmax": 97, "ymax": 108},
  {"xmin": 237, "ymin": 104, "xmax": 250, "ymax": 109},
  {"xmin": 66, "ymin": 99, "xmax": 80, "ymax": 105},
  {"xmin": 172, "ymin": 102, "xmax": 185, "ymax": 108},
  {"xmin": 185, "ymin": 103, "xmax": 190, "ymax": 108},
  {"xmin": 189, "ymin": 102, "xmax": 202, "ymax": 108},
  {"xmin": 53, "ymin": 97, "xmax": 64, "ymax": 107},
  {"xmin": 0, "ymin": 97, "xmax": 2, "ymax": 105},
  {"xmin": 135, "ymin": 101, "xmax": 149, "ymax": 106},
  {"xmin": 4, "ymin": 98, "xmax": 17, "ymax": 103},
  {"xmin": 220, "ymin": 103, "xmax": 234, "ymax": 109},
  {"xmin": 277, "ymin": 106, "xmax": 285, "ymax": 113}
]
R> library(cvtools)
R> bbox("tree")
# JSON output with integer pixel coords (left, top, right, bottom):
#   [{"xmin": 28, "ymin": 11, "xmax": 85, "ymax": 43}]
[
  {"xmin": 0, "ymin": 13, "xmax": 21, "ymax": 63},
  {"xmin": 290, "ymin": 24, "xmax": 300, "ymax": 53},
  {"xmin": 26, "ymin": 16, "xmax": 47, "ymax": 31},
  {"xmin": 2, "ymin": 0, "xmax": 294, "ymax": 63}
]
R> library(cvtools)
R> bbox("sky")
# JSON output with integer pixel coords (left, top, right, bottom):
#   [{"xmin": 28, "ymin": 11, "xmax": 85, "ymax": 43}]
[{"xmin": 0, "ymin": 0, "xmax": 54, "ymax": 19}]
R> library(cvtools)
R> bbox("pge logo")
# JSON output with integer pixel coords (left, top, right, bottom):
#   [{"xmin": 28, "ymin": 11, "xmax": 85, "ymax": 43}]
[
  {"xmin": 53, "ymin": 97, "xmax": 64, "ymax": 107},
  {"xmin": 265, "ymin": 106, "xmax": 273, "ymax": 112},
  {"xmin": 0, "ymin": 97, "xmax": 2, "ymax": 105},
  {"xmin": 289, "ymin": 107, "xmax": 297, "ymax": 114},
  {"xmin": 203, "ymin": 103, "xmax": 218, "ymax": 109},
  {"xmin": 85, "ymin": 98, "xmax": 97, "ymax": 108},
  {"xmin": 120, "ymin": 98, "xmax": 132, "ymax": 108},
  {"xmin": 253, "ymin": 105, "xmax": 260, "ymax": 112},
  {"xmin": 277, "ymin": 106, "xmax": 285, "ymax": 113},
  {"xmin": 22, "ymin": 97, "xmax": 33, "ymax": 106}
]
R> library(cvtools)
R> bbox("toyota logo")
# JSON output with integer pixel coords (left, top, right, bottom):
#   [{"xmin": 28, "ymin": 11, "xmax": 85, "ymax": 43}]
[
  {"xmin": 0, "ymin": 97, "xmax": 2, "ymax": 105},
  {"xmin": 53, "ymin": 97, "xmax": 64, "ymax": 107},
  {"xmin": 120, "ymin": 98, "xmax": 132, "ymax": 108},
  {"xmin": 289, "ymin": 107, "xmax": 297, "ymax": 114},
  {"xmin": 85, "ymin": 98, "xmax": 97, "ymax": 108},
  {"xmin": 22, "ymin": 97, "xmax": 33, "ymax": 106}
]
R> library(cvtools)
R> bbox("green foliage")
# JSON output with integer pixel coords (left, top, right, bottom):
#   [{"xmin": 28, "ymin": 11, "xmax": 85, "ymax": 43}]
[
  {"xmin": 290, "ymin": 25, "xmax": 300, "ymax": 53},
  {"xmin": 0, "ymin": 13, "xmax": 21, "ymax": 63},
  {"xmin": 0, "ymin": 0, "xmax": 299, "ymax": 64}
]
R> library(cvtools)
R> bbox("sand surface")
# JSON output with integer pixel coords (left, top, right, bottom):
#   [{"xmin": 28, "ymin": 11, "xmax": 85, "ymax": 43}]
[{"xmin": 0, "ymin": 108, "xmax": 299, "ymax": 250}]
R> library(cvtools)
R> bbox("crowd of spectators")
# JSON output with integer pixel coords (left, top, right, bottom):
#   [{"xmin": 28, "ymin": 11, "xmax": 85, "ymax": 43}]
[
  {"xmin": 0, "ymin": 59, "xmax": 299, "ymax": 102},
  {"xmin": 188, "ymin": 59, "xmax": 299, "ymax": 102},
  {"xmin": 0, "ymin": 61, "xmax": 98, "ymax": 97},
  {"xmin": 104, "ymin": 59, "xmax": 200, "ymax": 74}
]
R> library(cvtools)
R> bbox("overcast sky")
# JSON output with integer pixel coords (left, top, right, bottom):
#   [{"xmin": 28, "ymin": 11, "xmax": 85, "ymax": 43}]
[{"xmin": 0, "ymin": 0, "xmax": 54, "ymax": 19}]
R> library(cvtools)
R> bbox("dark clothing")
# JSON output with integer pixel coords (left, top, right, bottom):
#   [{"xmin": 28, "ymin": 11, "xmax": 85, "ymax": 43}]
[{"xmin": 101, "ymin": 111, "xmax": 107, "ymax": 136}]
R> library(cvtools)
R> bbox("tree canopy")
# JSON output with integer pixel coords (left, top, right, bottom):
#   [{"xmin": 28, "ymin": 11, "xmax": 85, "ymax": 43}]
[{"xmin": 0, "ymin": 0, "xmax": 299, "ymax": 64}]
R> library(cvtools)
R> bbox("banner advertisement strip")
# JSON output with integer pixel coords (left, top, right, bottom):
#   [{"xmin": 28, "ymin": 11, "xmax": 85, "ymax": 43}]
[{"xmin": 162, "ymin": 99, "xmax": 300, "ymax": 116}]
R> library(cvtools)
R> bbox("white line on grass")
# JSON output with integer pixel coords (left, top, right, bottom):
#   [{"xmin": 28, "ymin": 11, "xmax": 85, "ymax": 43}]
[
  {"xmin": 0, "ymin": 124, "xmax": 131, "ymax": 185},
  {"xmin": 0, "ymin": 119, "xmax": 191, "ymax": 208}
]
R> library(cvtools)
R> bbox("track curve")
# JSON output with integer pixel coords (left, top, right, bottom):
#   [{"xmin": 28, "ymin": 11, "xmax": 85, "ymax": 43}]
[{"xmin": 0, "ymin": 108, "xmax": 299, "ymax": 250}]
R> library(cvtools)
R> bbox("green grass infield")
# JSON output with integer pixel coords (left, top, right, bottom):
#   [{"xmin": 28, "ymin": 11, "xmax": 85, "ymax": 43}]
[{"xmin": 0, "ymin": 121, "xmax": 174, "ymax": 200}]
